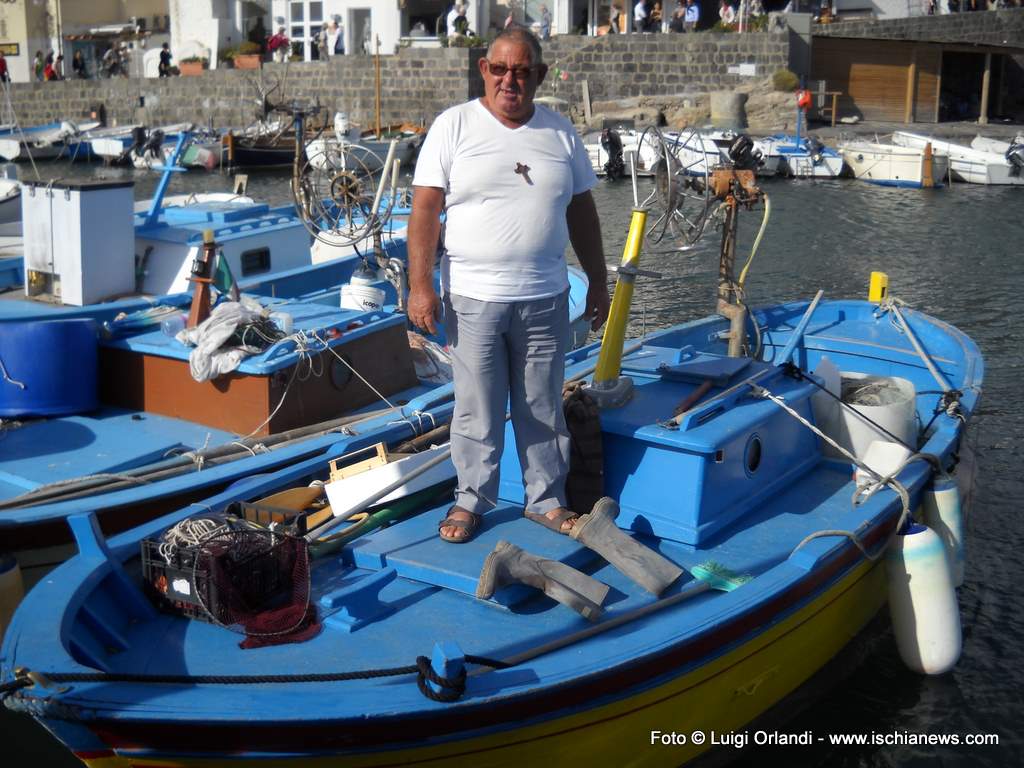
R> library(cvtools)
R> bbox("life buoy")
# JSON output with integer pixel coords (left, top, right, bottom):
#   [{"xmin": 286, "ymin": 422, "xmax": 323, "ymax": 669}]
[{"xmin": 796, "ymin": 89, "xmax": 813, "ymax": 109}]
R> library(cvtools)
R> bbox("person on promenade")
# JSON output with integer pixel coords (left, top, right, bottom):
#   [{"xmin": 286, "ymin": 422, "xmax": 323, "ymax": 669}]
[
  {"xmin": 447, "ymin": 3, "xmax": 463, "ymax": 34},
  {"xmin": 0, "ymin": 52, "xmax": 8, "ymax": 83},
  {"xmin": 268, "ymin": 26, "xmax": 290, "ymax": 62},
  {"xmin": 407, "ymin": 27, "xmax": 610, "ymax": 544},
  {"xmin": 158, "ymin": 43, "xmax": 172, "ymax": 76},
  {"xmin": 634, "ymin": 0, "xmax": 649, "ymax": 30},
  {"xmin": 33, "ymin": 51, "xmax": 44, "ymax": 81},
  {"xmin": 684, "ymin": 0, "xmax": 701, "ymax": 30},
  {"xmin": 718, "ymin": 0, "xmax": 736, "ymax": 25},
  {"xmin": 72, "ymin": 50, "xmax": 87, "ymax": 78},
  {"xmin": 539, "ymin": 5, "xmax": 553, "ymax": 38},
  {"xmin": 504, "ymin": 8, "xmax": 516, "ymax": 28},
  {"xmin": 320, "ymin": 18, "xmax": 343, "ymax": 58},
  {"xmin": 669, "ymin": 2, "xmax": 686, "ymax": 30}
]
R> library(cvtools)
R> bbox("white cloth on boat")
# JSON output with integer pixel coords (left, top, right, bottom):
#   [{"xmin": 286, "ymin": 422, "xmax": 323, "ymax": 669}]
[
  {"xmin": 178, "ymin": 298, "xmax": 265, "ymax": 383},
  {"xmin": 407, "ymin": 331, "xmax": 453, "ymax": 384}
]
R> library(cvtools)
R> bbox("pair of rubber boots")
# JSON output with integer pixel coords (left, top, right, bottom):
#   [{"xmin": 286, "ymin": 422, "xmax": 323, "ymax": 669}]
[{"xmin": 476, "ymin": 497, "xmax": 683, "ymax": 621}]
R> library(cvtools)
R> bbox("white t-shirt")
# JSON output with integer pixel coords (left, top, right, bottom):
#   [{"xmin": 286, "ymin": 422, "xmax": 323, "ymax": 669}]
[{"xmin": 413, "ymin": 99, "xmax": 597, "ymax": 302}]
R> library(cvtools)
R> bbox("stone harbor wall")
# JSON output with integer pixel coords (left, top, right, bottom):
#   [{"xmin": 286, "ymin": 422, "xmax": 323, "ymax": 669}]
[
  {"xmin": 814, "ymin": 8, "xmax": 1024, "ymax": 47},
  {"xmin": 1, "ymin": 33, "xmax": 790, "ymax": 134}
]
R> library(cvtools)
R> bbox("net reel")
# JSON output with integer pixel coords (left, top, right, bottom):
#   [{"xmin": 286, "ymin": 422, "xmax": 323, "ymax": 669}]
[
  {"xmin": 282, "ymin": 102, "xmax": 400, "ymax": 248},
  {"xmin": 635, "ymin": 126, "xmax": 715, "ymax": 253}
]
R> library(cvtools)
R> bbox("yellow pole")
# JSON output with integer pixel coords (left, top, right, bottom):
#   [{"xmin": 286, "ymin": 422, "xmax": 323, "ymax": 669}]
[{"xmin": 593, "ymin": 207, "xmax": 647, "ymax": 385}]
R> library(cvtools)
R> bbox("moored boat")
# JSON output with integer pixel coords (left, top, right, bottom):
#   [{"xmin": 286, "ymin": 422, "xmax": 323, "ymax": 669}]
[
  {"xmin": 893, "ymin": 131, "xmax": 1024, "ymax": 186},
  {"xmin": 755, "ymin": 133, "xmax": 844, "ymax": 178},
  {"xmin": 838, "ymin": 140, "xmax": 950, "ymax": 188},
  {"xmin": 0, "ymin": 156, "xmax": 982, "ymax": 767}
]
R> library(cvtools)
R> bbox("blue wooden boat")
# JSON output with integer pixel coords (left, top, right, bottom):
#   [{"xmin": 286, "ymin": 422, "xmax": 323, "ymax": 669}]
[
  {"xmin": 0, "ymin": 258, "xmax": 591, "ymax": 581},
  {"xmin": 0, "ymin": 288, "xmax": 982, "ymax": 766}
]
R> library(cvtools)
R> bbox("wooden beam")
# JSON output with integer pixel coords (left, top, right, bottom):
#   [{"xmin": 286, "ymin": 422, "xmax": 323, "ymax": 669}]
[
  {"xmin": 979, "ymin": 52, "xmax": 991, "ymax": 126},
  {"xmin": 935, "ymin": 51, "xmax": 943, "ymax": 123},
  {"xmin": 904, "ymin": 47, "xmax": 917, "ymax": 124}
]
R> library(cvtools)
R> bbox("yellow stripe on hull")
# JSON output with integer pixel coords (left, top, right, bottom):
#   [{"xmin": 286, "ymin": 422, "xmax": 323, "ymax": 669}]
[{"xmin": 86, "ymin": 560, "xmax": 887, "ymax": 768}]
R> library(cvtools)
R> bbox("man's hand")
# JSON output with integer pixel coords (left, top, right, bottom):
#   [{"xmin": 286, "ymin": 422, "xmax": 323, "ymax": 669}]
[
  {"xmin": 407, "ymin": 284, "xmax": 441, "ymax": 335},
  {"xmin": 586, "ymin": 280, "xmax": 611, "ymax": 331}
]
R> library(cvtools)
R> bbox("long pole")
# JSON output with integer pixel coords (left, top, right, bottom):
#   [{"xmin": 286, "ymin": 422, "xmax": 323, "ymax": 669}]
[{"xmin": 374, "ymin": 35, "xmax": 382, "ymax": 139}]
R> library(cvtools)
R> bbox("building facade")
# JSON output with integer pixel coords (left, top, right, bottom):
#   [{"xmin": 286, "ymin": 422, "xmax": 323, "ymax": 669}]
[{"xmin": 0, "ymin": 1, "xmax": 169, "ymax": 82}]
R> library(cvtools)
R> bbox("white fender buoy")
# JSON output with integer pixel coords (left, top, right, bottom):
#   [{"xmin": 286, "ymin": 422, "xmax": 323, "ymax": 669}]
[
  {"xmin": 953, "ymin": 440, "xmax": 977, "ymax": 517},
  {"xmin": 922, "ymin": 474, "xmax": 965, "ymax": 587},
  {"xmin": 886, "ymin": 523, "xmax": 961, "ymax": 674},
  {"xmin": 0, "ymin": 552, "xmax": 24, "ymax": 639}
]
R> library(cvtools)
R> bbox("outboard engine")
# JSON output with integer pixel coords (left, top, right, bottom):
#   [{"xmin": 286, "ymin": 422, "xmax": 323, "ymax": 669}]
[
  {"xmin": 726, "ymin": 134, "xmax": 763, "ymax": 171},
  {"xmin": 128, "ymin": 126, "xmax": 148, "ymax": 154},
  {"xmin": 1006, "ymin": 143, "xmax": 1024, "ymax": 177},
  {"xmin": 807, "ymin": 136, "xmax": 826, "ymax": 165},
  {"xmin": 601, "ymin": 128, "xmax": 625, "ymax": 181},
  {"xmin": 142, "ymin": 129, "xmax": 165, "ymax": 159}
]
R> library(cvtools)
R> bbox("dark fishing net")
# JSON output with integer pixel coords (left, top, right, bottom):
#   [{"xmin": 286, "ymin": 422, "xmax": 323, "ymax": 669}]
[
  {"xmin": 143, "ymin": 518, "xmax": 320, "ymax": 648},
  {"xmin": 842, "ymin": 377, "xmax": 907, "ymax": 407}
]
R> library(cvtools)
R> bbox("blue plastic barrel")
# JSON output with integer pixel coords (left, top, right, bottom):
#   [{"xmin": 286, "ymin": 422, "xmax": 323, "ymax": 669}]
[{"xmin": 0, "ymin": 319, "xmax": 98, "ymax": 417}]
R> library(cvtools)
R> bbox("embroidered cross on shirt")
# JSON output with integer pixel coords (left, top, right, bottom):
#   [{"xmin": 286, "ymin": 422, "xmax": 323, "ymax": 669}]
[{"xmin": 514, "ymin": 163, "xmax": 532, "ymax": 185}]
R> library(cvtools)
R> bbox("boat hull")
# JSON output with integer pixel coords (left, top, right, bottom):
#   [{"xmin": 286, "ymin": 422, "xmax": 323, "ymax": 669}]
[
  {"xmin": 38, "ymin": 558, "xmax": 889, "ymax": 768},
  {"xmin": 893, "ymin": 131, "xmax": 1024, "ymax": 185},
  {"xmin": 840, "ymin": 143, "xmax": 950, "ymax": 188}
]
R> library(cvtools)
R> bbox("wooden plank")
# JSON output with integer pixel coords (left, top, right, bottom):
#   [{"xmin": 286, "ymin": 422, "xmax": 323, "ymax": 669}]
[
  {"xmin": 904, "ymin": 47, "xmax": 917, "ymax": 124},
  {"xmin": 979, "ymin": 52, "xmax": 992, "ymax": 125},
  {"xmin": 582, "ymin": 79, "xmax": 592, "ymax": 124},
  {"xmin": 913, "ymin": 46, "xmax": 941, "ymax": 125}
]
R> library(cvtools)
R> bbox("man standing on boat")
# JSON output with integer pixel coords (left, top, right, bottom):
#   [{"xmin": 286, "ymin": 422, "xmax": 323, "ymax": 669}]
[{"xmin": 407, "ymin": 28, "xmax": 610, "ymax": 544}]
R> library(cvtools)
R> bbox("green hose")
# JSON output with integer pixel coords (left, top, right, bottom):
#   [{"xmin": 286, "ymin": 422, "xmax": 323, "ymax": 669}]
[{"xmin": 309, "ymin": 483, "xmax": 452, "ymax": 559}]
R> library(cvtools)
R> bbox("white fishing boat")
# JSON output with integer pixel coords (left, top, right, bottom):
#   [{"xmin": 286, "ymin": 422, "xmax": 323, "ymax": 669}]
[
  {"xmin": 892, "ymin": 131, "xmax": 1024, "ymax": 186},
  {"xmin": 969, "ymin": 134, "xmax": 1024, "ymax": 178},
  {"xmin": 838, "ymin": 140, "xmax": 950, "ymax": 188},
  {"xmin": 306, "ymin": 113, "xmax": 421, "ymax": 174},
  {"xmin": 0, "ymin": 120, "xmax": 100, "ymax": 162},
  {"xmin": 701, "ymin": 129, "xmax": 781, "ymax": 177},
  {"xmin": 755, "ymin": 134, "xmax": 844, "ymax": 179},
  {"xmin": 0, "ymin": 165, "xmax": 21, "ymax": 226},
  {"xmin": 585, "ymin": 128, "xmax": 656, "ymax": 178}
]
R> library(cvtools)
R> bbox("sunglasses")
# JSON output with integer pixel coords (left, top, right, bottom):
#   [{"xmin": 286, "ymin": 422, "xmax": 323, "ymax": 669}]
[{"xmin": 483, "ymin": 60, "xmax": 541, "ymax": 80}]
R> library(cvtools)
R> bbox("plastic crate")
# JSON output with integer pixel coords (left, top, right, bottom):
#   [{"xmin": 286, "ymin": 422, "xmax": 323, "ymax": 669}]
[{"xmin": 141, "ymin": 529, "xmax": 297, "ymax": 625}]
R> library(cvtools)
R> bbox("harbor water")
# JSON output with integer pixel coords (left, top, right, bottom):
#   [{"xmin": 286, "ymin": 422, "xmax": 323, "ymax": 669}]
[{"xmin": 3, "ymin": 161, "xmax": 1022, "ymax": 766}]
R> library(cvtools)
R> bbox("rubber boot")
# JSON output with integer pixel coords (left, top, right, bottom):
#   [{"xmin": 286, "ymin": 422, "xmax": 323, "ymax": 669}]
[
  {"xmin": 476, "ymin": 540, "xmax": 609, "ymax": 622},
  {"xmin": 570, "ymin": 497, "xmax": 683, "ymax": 596}
]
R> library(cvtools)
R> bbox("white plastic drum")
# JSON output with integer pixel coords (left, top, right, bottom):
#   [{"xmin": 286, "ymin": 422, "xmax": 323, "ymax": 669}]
[{"xmin": 836, "ymin": 373, "xmax": 917, "ymax": 460}]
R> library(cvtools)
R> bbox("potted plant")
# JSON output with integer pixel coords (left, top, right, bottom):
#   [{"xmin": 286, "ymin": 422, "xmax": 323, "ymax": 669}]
[
  {"xmin": 233, "ymin": 41, "xmax": 262, "ymax": 69},
  {"xmin": 179, "ymin": 56, "xmax": 208, "ymax": 76}
]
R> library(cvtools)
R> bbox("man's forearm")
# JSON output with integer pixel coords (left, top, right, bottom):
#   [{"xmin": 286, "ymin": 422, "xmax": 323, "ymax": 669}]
[
  {"xmin": 567, "ymin": 192, "xmax": 607, "ymax": 285},
  {"xmin": 408, "ymin": 187, "xmax": 444, "ymax": 290}
]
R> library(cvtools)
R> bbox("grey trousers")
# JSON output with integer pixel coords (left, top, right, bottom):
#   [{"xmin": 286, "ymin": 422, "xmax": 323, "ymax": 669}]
[{"xmin": 444, "ymin": 290, "xmax": 571, "ymax": 516}]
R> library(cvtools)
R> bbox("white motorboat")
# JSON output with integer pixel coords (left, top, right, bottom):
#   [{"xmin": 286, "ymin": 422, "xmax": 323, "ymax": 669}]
[
  {"xmin": 969, "ymin": 134, "xmax": 1024, "ymax": 179},
  {"xmin": 892, "ymin": 131, "xmax": 1024, "ymax": 185},
  {"xmin": 306, "ymin": 113, "xmax": 422, "ymax": 174},
  {"xmin": 0, "ymin": 120, "xmax": 100, "ymax": 162},
  {"xmin": 0, "ymin": 177, "xmax": 20, "ymax": 226},
  {"xmin": 585, "ymin": 128, "xmax": 656, "ymax": 178},
  {"xmin": 838, "ymin": 140, "xmax": 950, "ymax": 188},
  {"xmin": 754, "ymin": 134, "xmax": 844, "ymax": 179},
  {"xmin": 701, "ymin": 129, "xmax": 781, "ymax": 177}
]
